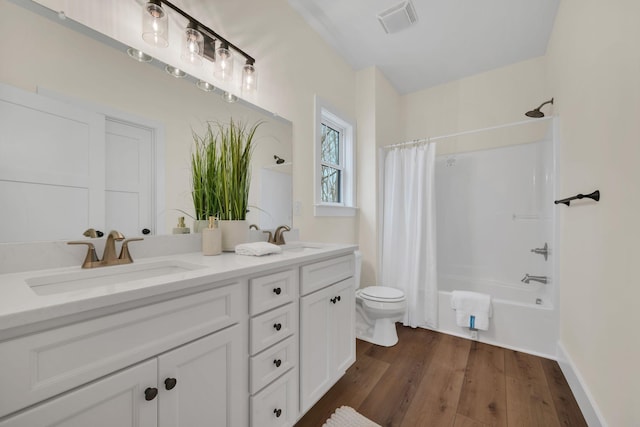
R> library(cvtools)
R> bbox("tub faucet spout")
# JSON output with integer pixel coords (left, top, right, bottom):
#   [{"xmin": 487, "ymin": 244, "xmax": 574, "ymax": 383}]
[{"xmin": 521, "ymin": 274, "xmax": 548, "ymax": 285}]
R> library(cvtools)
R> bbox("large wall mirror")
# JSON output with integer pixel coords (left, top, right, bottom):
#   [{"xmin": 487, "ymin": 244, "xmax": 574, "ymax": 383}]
[{"xmin": 0, "ymin": 0, "xmax": 293, "ymax": 244}]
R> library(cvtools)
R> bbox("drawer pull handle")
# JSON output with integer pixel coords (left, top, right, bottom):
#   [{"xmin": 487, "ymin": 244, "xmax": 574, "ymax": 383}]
[
  {"xmin": 274, "ymin": 408, "xmax": 282, "ymax": 418},
  {"xmin": 274, "ymin": 359, "xmax": 282, "ymax": 367},
  {"xmin": 164, "ymin": 377, "xmax": 177, "ymax": 390},
  {"xmin": 144, "ymin": 387, "xmax": 158, "ymax": 401},
  {"xmin": 273, "ymin": 323, "xmax": 282, "ymax": 331},
  {"xmin": 273, "ymin": 287, "xmax": 282, "ymax": 295}
]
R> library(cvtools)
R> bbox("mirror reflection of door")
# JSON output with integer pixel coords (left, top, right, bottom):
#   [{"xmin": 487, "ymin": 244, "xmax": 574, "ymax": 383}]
[{"xmin": 0, "ymin": 84, "xmax": 156, "ymax": 243}]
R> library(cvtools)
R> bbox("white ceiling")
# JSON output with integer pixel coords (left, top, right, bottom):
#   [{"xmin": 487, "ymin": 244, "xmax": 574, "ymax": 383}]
[{"xmin": 288, "ymin": 0, "xmax": 560, "ymax": 94}]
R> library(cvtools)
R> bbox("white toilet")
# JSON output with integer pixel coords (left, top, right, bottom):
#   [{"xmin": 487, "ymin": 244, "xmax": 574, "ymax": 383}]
[{"xmin": 354, "ymin": 251, "xmax": 406, "ymax": 347}]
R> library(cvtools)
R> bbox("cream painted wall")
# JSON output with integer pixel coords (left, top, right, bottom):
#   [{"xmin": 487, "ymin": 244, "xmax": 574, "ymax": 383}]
[
  {"xmin": 401, "ymin": 56, "xmax": 552, "ymax": 155},
  {"xmin": 547, "ymin": 0, "xmax": 640, "ymax": 425},
  {"xmin": 355, "ymin": 67, "xmax": 400, "ymax": 285}
]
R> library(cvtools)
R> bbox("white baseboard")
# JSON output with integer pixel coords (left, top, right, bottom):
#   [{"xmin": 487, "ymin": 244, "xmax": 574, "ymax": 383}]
[{"xmin": 556, "ymin": 341, "xmax": 607, "ymax": 427}]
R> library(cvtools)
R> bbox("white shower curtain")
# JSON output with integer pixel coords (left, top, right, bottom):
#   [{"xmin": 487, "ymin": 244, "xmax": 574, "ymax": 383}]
[{"xmin": 380, "ymin": 143, "xmax": 438, "ymax": 329}]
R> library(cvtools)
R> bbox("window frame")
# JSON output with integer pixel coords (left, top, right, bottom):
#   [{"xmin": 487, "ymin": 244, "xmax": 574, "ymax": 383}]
[{"xmin": 314, "ymin": 96, "xmax": 356, "ymax": 217}]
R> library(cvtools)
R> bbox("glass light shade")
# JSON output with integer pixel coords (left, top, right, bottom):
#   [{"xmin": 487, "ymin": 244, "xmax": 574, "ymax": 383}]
[
  {"xmin": 222, "ymin": 91, "xmax": 238, "ymax": 103},
  {"xmin": 165, "ymin": 65, "xmax": 186, "ymax": 78},
  {"xmin": 127, "ymin": 47, "xmax": 152, "ymax": 63},
  {"xmin": 241, "ymin": 63, "xmax": 258, "ymax": 95},
  {"xmin": 214, "ymin": 46, "xmax": 234, "ymax": 81},
  {"xmin": 142, "ymin": 1, "xmax": 168, "ymax": 48},
  {"xmin": 181, "ymin": 27, "xmax": 204, "ymax": 65},
  {"xmin": 196, "ymin": 80, "xmax": 215, "ymax": 92}
]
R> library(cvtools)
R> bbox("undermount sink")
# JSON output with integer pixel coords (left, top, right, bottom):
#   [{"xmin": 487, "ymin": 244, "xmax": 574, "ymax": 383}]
[
  {"xmin": 279, "ymin": 242, "xmax": 325, "ymax": 252},
  {"xmin": 26, "ymin": 260, "xmax": 206, "ymax": 296}
]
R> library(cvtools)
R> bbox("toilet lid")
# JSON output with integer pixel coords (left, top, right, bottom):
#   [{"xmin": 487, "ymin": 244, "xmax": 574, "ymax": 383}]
[{"xmin": 360, "ymin": 286, "xmax": 405, "ymax": 302}]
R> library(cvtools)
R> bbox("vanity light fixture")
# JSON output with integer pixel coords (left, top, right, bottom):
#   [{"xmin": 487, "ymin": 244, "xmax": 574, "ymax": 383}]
[
  {"xmin": 165, "ymin": 65, "xmax": 186, "ymax": 78},
  {"xmin": 196, "ymin": 80, "xmax": 215, "ymax": 92},
  {"xmin": 214, "ymin": 43, "xmax": 234, "ymax": 81},
  {"xmin": 140, "ymin": 0, "xmax": 257, "ymax": 92},
  {"xmin": 127, "ymin": 47, "xmax": 153, "ymax": 63},
  {"xmin": 181, "ymin": 23, "xmax": 204, "ymax": 66},
  {"xmin": 242, "ymin": 60, "xmax": 257, "ymax": 95},
  {"xmin": 142, "ymin": 0, "xmax": 168, "ymax": 47}
]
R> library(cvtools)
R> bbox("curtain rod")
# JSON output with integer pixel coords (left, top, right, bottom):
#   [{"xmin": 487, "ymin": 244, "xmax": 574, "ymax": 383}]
[{"xmin": 383, "ymin": 117, "xmax": 552, "ymax": 150}]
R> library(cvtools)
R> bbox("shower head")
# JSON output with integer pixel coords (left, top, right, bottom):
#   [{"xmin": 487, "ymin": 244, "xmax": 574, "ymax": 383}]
[
  {"xmin": 274, "ymin": 155, "xmax": 285, "ymax": 164},
  {"xmin": 525, "ymin": 98, "xmax": 554, "ymax": 118}
]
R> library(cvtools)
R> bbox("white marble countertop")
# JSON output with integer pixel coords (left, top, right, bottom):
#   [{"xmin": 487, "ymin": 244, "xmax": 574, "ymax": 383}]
[{"xmin": 0, "ymin": 242, "xmax": 357, "ymax": 337}]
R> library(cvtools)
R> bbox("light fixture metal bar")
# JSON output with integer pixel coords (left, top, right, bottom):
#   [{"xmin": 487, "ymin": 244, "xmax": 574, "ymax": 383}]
[{"xmin": 158, "ymin": 0, "xmax": 255, "ymax": 65}]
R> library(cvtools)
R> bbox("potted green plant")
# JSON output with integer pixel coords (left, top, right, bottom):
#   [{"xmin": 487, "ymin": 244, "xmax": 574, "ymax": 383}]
[{"xmin": 191, "ymin": 118, "xmax": 262, "ymax": 249}]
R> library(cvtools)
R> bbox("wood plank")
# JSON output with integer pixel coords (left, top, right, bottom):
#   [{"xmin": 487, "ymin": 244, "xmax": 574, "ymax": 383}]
[
  {"xmin": 506, "ymin": 376, "xmax": 561, "ymax": 427},
  {"xmin": 453, "ymin": 414, "xmax": 491, "ymax": 427},
  {"xmin": 401, "ymin": 334, "xmax": 471, "ymax": 426},
  {"xmin": 357, "ymin": 326, "xmax": 441, "ymax": 426},
  {"xmin": 295, "ymin": 350, "xmax": 389, "ymax": 426},
  {"xmin": 457, "ymin": 341, "xmax": 508, "ymax": 427},
  {"xmin": 505, "ymin": 349, "xmax": 547, "ymax": 384},
  {"xmin": 539, "ymin": 358, "xmax": 588, "ymax": 427}
]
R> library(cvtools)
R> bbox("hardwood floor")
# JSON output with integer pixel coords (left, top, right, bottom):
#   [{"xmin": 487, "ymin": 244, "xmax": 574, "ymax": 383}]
[{"xmin": 295, "ymin": 325, "xmax": 586, "ymax": 427}]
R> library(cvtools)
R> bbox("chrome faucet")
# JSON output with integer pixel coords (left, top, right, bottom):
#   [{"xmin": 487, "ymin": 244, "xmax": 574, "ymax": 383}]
[
  {"xmin": 521, "ymin": 274, "xmax": 548, "ymax": 285},
  {"xmin": 68, "ymin": 230, "xmax": 143, "ymax": 268},
  {"xmin": 273, "ymin": 225, "xmax": 291, "ymax": 245}
]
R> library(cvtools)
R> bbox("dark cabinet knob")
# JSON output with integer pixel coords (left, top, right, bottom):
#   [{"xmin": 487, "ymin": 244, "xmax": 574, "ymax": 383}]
[
  {"xmin": 273, "ymin": 287, "xmax": 282, "ymax": 295},
  {"xmin": 142, "ymin": 228, "xmax": 151, "ymax": 235},
  {"xmin": 273, "ymin": 323, "xmax": 282, "ymax": 331},
  {"xmin": 274, "ymin": 408, "xmax": 282, "ymax": 418},
  {"xmin": 96, "ymin": 230, "xmax": 104, "ymax": 237},
  {"xmin": 273, "ymin": 359, "xmax": 282, "ymax": 368},
  {"xmin": 337, "ymin": 295, "xmax": 341, "ymax": 302},
  {"xmin": 164, "ymin": 377, "xmax": 177, "ymax": 390},
  {"xmin": 144, "ymin": 387, "xmax": 158, "ymax": 401},
  {"xmin": 331, "ymin": 297, "xmax": 336, "ymax": 304}
]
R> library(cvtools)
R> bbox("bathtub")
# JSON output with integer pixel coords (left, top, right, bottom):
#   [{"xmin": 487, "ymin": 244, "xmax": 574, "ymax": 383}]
[{"xmin": 435, "ymin": 275, "xmax": 558, "ymax": 358}]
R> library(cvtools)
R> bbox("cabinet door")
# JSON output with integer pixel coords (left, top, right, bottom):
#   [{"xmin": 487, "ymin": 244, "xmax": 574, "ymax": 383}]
[
  {"xmin": 158, "ymin": 325, "xmax": 242, "ymax": 427},
  {"xmin": 0, "ymin": 360, "xmax": 157, "ymax": 427},
  {"xmin": 299, "ymin": 285, "xmax": 333, "ymax": 413},
  {"xmin": 330, "ymin": 278, "xmax": 356, "ymax": 376}
]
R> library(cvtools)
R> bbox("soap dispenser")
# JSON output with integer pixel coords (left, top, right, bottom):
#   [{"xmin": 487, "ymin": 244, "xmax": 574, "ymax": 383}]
[
  {"xmin": 202, "ymin": 216, "xmax": 222, "ymax": 256},
  {"xmin": 172, "ymin": 216, "xmax": 190, "ymax": 234}
]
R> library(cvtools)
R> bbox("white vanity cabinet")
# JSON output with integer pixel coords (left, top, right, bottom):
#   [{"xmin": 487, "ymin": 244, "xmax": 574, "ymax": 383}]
[
  {"xmin": 0, "ymin": 326, "xmax": 241, "ymax": 427},
  {"xmin": 248, "ymin": 268, "xmax": 299, "ymax": 427},
  {"xmin": 299, "ymin": 255, "xmax": 356, "ymax": 413},
  {"xmin": 0, "ymin": 282, "xmax": 245, "ymax": 426},
  {"xmin": 0, "ymin": 245, "xmax": 357, "ymax": 427}
]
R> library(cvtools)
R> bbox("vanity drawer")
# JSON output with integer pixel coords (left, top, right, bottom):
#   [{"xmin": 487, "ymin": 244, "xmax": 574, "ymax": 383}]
[
  {"xmin": 250, "ymin": 303, "xmax": 296, "ymax": 355},
  {"xmin": 251, "ymin": 368, "xmax": 298, "ymax": 427},
  {"xmin": 0, "ymin": 282, "xmax": 241, "ymax": 418},
  {"xmin": 300, "ymin": 254, "xmax": 355, "ymax": 296},
  {"xmin": 250, "ymin": 269, "xmax": 296, "ymax": 316},
  {"xmin": 250, "ymin": 335, "xmax": 297, "ymax": 394}
]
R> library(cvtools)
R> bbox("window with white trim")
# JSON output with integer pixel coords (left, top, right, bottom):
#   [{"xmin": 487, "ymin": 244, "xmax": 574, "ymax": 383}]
[{"xmin": 314, "ymin": 96, "xmax": 356, "ymax": 216}]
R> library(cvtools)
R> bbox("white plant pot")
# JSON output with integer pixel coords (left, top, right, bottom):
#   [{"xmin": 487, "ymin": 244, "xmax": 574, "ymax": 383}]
[{"xmin": 219, "ymin": 220, "xmax": 249, "ymax": 251}]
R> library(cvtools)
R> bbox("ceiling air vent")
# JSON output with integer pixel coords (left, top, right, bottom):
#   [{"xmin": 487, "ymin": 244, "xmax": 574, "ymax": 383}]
[{"xmin": 377, "ymin": 0, "xmax": 418, "ymax": 34}]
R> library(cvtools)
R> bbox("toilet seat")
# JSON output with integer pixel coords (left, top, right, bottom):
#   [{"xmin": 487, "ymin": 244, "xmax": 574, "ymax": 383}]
[{"xmin": 359, "ymin": 286, "xmax": 405, "ymax": 303}]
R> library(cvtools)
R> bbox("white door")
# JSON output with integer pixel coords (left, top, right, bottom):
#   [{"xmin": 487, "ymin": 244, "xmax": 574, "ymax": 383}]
[
  {"xmin": 0, "ymin": 360, "xmax": 157, "ymax": 427},
  {"xmin": 0, "ymin": 83, "xmax": 105, "ymax": 243},
  {"xmin": 299, "ymin": 285, "xmax": 332, "ymax": 412},
  {"xmin": 158, "ymin": 325, "xmax": 242, "ymax": 427},
  {"xmin": 105, "ymin": 118, "xmax": 154, "ymax": 237}
]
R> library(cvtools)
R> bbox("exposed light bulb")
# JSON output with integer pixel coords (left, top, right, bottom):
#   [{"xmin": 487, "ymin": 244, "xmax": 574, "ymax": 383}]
[
  {"xmin": 242, "ymin": 62, "xmax": 257, "ymax": 95},
  {"xmin": 214, "ymin": 46, "xmax": 234, "ymax": 81},
  {"xmin": 181, "ymin": 26, "xmax": 203, "ymax": 65}
]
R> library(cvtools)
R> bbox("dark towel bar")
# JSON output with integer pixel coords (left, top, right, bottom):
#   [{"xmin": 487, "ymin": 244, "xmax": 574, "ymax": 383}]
[{"xmin": 554, "ymin": 190, "xmax": 600, "ymax": 206}]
